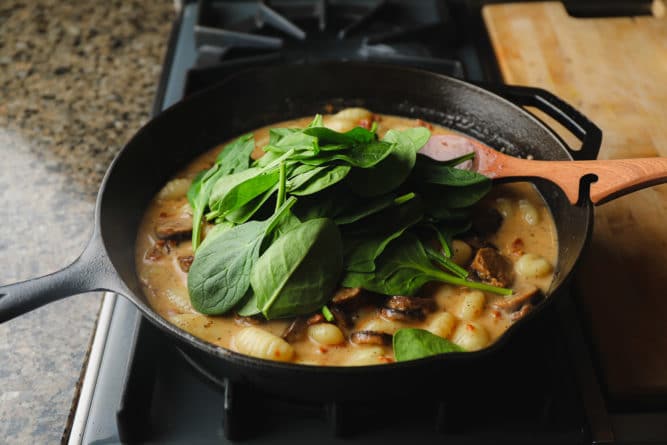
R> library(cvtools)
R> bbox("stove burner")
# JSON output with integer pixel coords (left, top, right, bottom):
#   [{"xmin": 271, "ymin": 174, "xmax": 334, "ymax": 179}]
[{"xmin": 193, "ymin": 0, "xmax": 464, "ymax": 78}]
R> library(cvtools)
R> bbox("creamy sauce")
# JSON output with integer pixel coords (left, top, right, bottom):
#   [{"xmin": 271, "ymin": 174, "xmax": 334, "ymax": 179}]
[{"xmin": 135, "ymin": 111, "xmax": 558, "ymax": 366}]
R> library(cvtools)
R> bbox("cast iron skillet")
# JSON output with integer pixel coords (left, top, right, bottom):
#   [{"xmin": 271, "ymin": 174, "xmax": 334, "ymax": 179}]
[{"xmin": 0, "ymin": 62, "xmax": 601, "ymax": 402}]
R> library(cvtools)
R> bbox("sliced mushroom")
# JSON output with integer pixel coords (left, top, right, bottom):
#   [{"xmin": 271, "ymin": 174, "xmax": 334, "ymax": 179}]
[
  {"xmin": 350, "ymin": 331, "xmax": 392, "ymax": 346},
  {"xmin": 379, "ymin": 307, "xmax": 424, "ymax": 322},
  {"xmin": 155, "ymin": 216, "xmax": 193, "ymax": 240},
  {"xmin": 510, "ymin": 303, "xmax": 534, "ymax": 322},
  {"xmin": 282, "ymin": 317, "xmax": 307, "ymax": 342},
  {"xmin": 385, "ymin": 296, "xmax": 436, "ymax": 313},
  {"xmin": 331, "ymin": 287, "xmax": 363, "ymax": 305},
  {"xmin": 490, "ymin": 285, "xmax": 541, "ymax": 312},
  {"xmin": 470, "ymin": 247, "xmax": 514, "ymax": 288}
]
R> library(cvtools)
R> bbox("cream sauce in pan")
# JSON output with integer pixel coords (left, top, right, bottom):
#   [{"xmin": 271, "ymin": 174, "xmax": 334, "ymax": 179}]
[{"xmin": 135, "ymin": 111, "xmax": 558, "ymax": 366}]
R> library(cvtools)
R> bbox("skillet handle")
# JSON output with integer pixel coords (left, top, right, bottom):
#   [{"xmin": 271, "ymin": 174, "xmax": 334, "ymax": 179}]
[
  {"xmin": 0, "ymin": 234, "xmax": 126, "ymax": 323},
  {"xmin": 481, "ymin": 83, "xmax": 602, "ymax": 161}
]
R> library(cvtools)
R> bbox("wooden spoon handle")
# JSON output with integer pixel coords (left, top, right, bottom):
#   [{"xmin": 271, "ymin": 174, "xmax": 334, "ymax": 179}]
[
  {"xmin": 421, "ymin": 135, "xmax": 667, "ymax": 206},
  {"xmin": 482, "ymin": 156, "xmax": 667, "ymax": 205}
]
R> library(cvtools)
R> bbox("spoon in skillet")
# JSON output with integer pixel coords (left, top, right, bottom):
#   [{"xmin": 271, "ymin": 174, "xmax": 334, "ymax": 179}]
[{"xmin": 420, "ymin": 135, "xmax": 667, "ymax": 205}]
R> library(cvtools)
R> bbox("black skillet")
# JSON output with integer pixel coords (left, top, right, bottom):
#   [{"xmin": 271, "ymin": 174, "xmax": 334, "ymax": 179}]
[{"xmin": 0, "ymin": 62, "xmax": 601, "ymax": 402}]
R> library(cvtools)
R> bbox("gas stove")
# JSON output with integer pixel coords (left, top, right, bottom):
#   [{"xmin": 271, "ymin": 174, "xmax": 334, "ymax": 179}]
[{"xmin": 66, "ymin": 1, "xmax": 667, "ymax": 444}]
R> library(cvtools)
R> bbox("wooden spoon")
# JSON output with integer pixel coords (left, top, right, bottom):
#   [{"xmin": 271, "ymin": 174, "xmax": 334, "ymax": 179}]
[{"xmin": 420, "ymin": 135, "xmax": 667, "ymax": 205}]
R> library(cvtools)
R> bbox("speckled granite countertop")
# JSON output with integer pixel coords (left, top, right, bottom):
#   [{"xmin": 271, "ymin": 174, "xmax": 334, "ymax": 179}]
[{"xmin": 0, "ymin": 1, "xmax": 174, "ymax": 443}]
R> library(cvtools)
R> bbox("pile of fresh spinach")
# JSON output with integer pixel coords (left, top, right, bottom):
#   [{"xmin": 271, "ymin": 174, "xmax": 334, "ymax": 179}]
[{"xmin": 186, "ymin": 116, "xmax": 510, "ymax": 321}]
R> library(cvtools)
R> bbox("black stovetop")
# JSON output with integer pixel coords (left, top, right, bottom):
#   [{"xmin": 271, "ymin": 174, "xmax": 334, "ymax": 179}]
[{"xmin": 67, "ymin": 1, "xmax": 667, "ymax": 444}]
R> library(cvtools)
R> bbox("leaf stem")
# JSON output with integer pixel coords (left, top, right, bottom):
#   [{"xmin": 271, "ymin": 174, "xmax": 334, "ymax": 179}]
[
  {"xmin": 425, "ymin": 247, "xmax": 468, "ymax": 278},
  {"xmin": 276, "ymin": 161, "xmax": 287, "ymax": 212},
  {"xmin": 428, "ymin": 268, "xmax": 512, "ymax": 295},
  {"xmin": 393, "ymin": 192, "xmax": 415, "ymax": 205}
]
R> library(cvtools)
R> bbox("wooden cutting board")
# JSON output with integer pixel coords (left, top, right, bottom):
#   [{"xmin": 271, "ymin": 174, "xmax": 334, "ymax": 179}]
[{"xmin": 483, "ymin": 2, "xmax": 667, "ymax": 403}]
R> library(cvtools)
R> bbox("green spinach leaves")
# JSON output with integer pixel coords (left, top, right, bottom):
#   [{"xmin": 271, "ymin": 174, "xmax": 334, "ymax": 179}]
[{"xmin": 185, "ymin": 116, "xmax": 508, "ymax": 323}]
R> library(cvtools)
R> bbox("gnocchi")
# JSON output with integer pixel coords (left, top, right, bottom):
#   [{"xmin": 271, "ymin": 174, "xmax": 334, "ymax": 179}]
[
  {"xmin": 451, "ymin": 322, "xmax": 489, "ymax": 351},
  {"xmin": 346, "ymin": 346, "xmax": 387, "ymax": 366},
  {"xmin": 458, "ymin": 290, "xmax": 486, "ymax": 321},
  {"xmin": 451, "ymin": 239, "xmax": 473, "ymax": 266},
  {"xmin": 518, "ymin": 199, "xmax": 540, "ymax": 225},
  {"xmin": 426, "ymin": 312, "xmax": 457, "ymax": 338},
  {"xmin": 233, "ymin": 327, "xmax": 294, "ymax": 362},
  {"xmin": 307, "ymin": 323, "xmax": 345, "ymax": 345},
  {"xmin": 515, "ymin": 253, "xmax": 553, "ymax": 279},
  {"xmin": 157, "ymin": 178, "xmax": 191, "ymax": 201}
]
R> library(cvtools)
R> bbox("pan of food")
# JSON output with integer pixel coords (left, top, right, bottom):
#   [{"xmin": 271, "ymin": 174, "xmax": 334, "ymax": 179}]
[{"xmin": 0, "ymin": 62, "xmax": 634, "ymax": 401}]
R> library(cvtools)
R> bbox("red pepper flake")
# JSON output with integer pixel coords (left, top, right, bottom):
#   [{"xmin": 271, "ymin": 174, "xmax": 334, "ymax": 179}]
[
  {"xmin": 319, "ymin": 347, "xmax": 329, "ymax": 354},
  {"xmin": 275, "ymin": 350, "xmax": 281, "ymax": 358},
  {"xmin": 490, "ymin": 310, "xmax": 501, "ymax": 321},
  {"xmin": 510, "ymin": 238, "xmax": 525, "ymax": 257},
  {"xmin": 466, "ymin": 323, "xmax": 475, "ymax": 332},
  {"xmin": 379, "ymin": 356, "xmax": 394, "ymax": 363}
]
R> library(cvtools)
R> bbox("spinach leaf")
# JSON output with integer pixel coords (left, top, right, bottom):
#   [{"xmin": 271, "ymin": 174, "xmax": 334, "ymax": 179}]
[
  {"xmin": 265, "ymin": 131, "xmax": 318, "ymax": 157},
  {"xmin": 303, "ymin": 126, "xmax": 375, "ymax": 145},
  {"xmin": 208, "ymin": 167, "xmax": 280, "ymax": 217},
  {"xmin": 343, "ymin": 197, "xmax": 423, "ymax": 273},
  {"xmin": 300, "ymin": 141, "xmax": 394, "ymax": 168},
  {"xmin": 286, "ymin": 164, "xmax": 326, "ymax": 191},
  {"xmin": 187, "ymin": 198, "xmax": 296, "ymax": 315},
  {"xmin": 215, "ymin": 133, "xmax": 256, "ymax": 167},
  {"xmin": 414, "ymin": 157, "xmax": 490, "ymax": 187},
  {"xmin": 189, "ymin": 134, "xmax": 256, "ymax": 249},
  {"xmin": 251, "ymin": 218, "xmax": 343, "ymax": 319},
  {"xmin": 187, "ymin": 170, "xmax": 206, "ymax": 208},
  {"xmin": 290, "ymin": 165, "xmax": 351, "ymax": 196},
  {"xmin": 334, "ymin": 194, "xmax": 396, "ymax": 225},
  {"xmin": 346, "ymin": 127, "xmax": 429, "ymax": 197},
  {"xmin": 235, "ymin": 289, "xmax": 260, "ymax": 317},
  {"xmin": 224, "ymin": 184, "xmax": 277, "ymax": 224},
  {"xmin": 342, "ymin": 233, "xmax": 511, "ymax": 296},
  {"xmin": 393, "ymin": 328, "xmax": 465, "ymax": 362}
]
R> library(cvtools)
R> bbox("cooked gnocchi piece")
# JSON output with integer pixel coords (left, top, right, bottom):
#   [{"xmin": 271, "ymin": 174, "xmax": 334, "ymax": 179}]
[
  {"xmin": 451, "ymin": 322, "xmax": 489, "ymax": 351},
  {"xmin": 157, "ymin": 178, "xmax": 191, "ymax": 200},
  {"xmin": 451, "ymin": 239, "xmax": 473, "ymax": 266},
  {"xmin": 518, "ymin": 199, "xmax": 540, "ymax": 225},
  {"xmin": 426, "ymin": 312, "xmax": 457, "ymax": 338},
  {"xmin": 458, "ymin": 290, "xmax": 486, "ymax": 321},
  {"xmin": 515, "ymin": 253, "xmax": 553, "ymax": 279},
  {"xmin": 233, "ymin": 327, "xmax": 294, "ymax": 362},
  {"xmin": 307, "ymin": 323, "xmax": 345, "ymax": 345}
]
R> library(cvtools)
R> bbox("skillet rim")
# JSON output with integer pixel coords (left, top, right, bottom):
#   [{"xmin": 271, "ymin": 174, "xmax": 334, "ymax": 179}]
[{"xmin": 95, "ymin": 61, "xmax": 594, "ymax": 374}]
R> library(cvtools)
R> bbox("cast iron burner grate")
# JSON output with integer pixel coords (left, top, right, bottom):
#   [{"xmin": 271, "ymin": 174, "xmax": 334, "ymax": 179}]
[
  {"xmin": 115, "ymin": 307, "xmax": 586, "ymax": 443},
  {"xmin": 190, "ymin": 0, "xmax": 464, "ymax": 83}
]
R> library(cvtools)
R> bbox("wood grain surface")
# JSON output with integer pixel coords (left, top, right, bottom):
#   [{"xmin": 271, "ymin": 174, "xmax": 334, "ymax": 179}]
[{"xmin": 483, "ymin": 2, "xmax": 667, "ymax": 402}]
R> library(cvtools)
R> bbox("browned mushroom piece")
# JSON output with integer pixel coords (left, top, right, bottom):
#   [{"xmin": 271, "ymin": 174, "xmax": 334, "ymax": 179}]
[
  {"xmin": 307, "ymin": 313, "xmax": 326, "ymax": 325},
  {"xmin": 470, "ymin": 247, "xmax": 514, "ymax": 288},
  {"xmin": 510, "ymin": 303, "xmax": 534, "ymax": 322},
  {"xmin": 155, "ymin": 215, "xmax": 193, "ymax": 240},
  {"xmin": 490, "ymin": 285, "xmax": 541, "ymax": 312},
  {"xmin": 379, "ymin": 307, "xmax": 424, "ymax": 322},
  {"xmin": 350, "ymin": 331, "xmax": 392, "ymax": 346},
  {"xmin": 331, "ymin": 287, "xmax": 363, "ymax": 305},
  {"xmin": 145, "ymin": 240, "xmax": 171, "ymax": 261},
  {"xmin": 177, "ymin": 255, "xmax": 194, "ymax": 272},
  {"xmin": 282, "ymin": 317, "xmax": 308, "ymax": 342},
  {"xmin": 328, "ymin": 306, "xmax": 351, "ymax": 329},
  {"xmin": 385, "ymin": 296, "xmax": 437, "ymax": 313}
]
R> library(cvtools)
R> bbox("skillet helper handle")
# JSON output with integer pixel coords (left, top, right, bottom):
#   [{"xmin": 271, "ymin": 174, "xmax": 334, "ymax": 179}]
[
  {"xmin": 0, "ymin": 235, "xmax": 123, "ymax": 323},
  {"xmin": 482, "ymin": 83, "xmax": 603, "ymax": 161}
]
